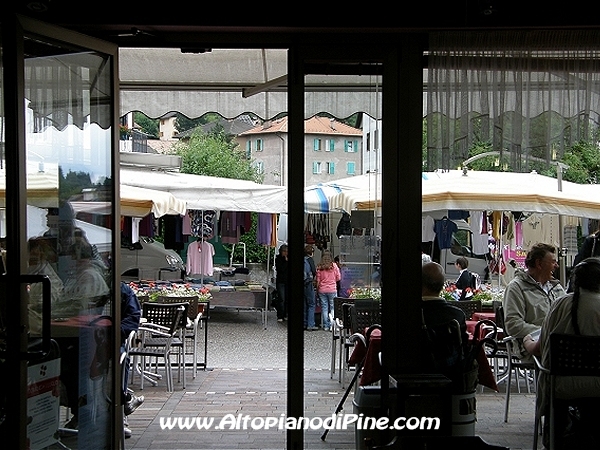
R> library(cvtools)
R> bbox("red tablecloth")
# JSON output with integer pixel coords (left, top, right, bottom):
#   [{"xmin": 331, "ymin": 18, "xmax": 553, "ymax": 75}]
[
  {"xmin": 349, "ymin": 327, "xmax": 498, "ymax": 391},
  {"xmin": 348, "ymin": 328, "xmax": 381, "ymax": 386}
]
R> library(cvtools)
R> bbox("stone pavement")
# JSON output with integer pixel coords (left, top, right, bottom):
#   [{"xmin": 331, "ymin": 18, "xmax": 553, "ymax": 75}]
[{"xmin": 65, "ymin": 308, "xmax": 543, "ymax": 449}]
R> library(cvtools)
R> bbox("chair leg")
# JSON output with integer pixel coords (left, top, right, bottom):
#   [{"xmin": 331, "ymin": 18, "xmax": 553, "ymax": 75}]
[
  {"xmin": 330, "ymin": 332, "xmax": 337, "ymax": 379},
  {"xmin": 193, "ymin": 334, "xmax": 198, "ymax": 379},
  {"xmin": 504, "ymin": 362, "xmax": 513, "ymax": 422},
  {"xmin": 338, "ymin": 336, "xmax": 344, "ymax": 384},
  {"xmin": 165, "ymin": 353, "xmax": 173, "ymax": 392}
]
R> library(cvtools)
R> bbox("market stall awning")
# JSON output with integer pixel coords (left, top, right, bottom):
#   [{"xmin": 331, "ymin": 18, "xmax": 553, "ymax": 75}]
[
  {"xmin": 70, "ymin": 184, "xmax": 187, "ymax": 218},
  {"xmin": 0, "ymin": 166, "xmax": 187, "ymax": 218},
  {"xmin": 330, "ymin": 169, "xmax": 600, "ymax": 219},
  {"xmin": 120, "ymin": 168, "xmax": 287, "ymax": 214}
]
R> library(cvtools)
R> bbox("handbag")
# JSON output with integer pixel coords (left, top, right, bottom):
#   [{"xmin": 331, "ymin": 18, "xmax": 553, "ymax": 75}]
[{"xmin": 304, "ymin": 215, "xmax": 316, "ymax": 245}]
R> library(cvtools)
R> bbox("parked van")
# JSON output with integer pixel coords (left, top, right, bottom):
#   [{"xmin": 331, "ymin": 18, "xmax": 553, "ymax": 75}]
[
  {"xmin": 121, "ymin": 236, "xmax": 185, "ymax": 281},
  {"xmin": 423, "ymin": 213, "xmax": 489, "ymax": 282}
]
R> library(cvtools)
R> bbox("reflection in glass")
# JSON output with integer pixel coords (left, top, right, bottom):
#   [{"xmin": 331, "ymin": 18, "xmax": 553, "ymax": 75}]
[{"xmin": 22, "ymin": 36, "xmax": 113, "ymax": 449}]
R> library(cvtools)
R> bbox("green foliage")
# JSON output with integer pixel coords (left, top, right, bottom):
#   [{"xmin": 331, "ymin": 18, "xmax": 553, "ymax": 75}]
[
  {"xmin": 167, "ymin": 129, "xmax": 268, "ymax": 263},
  {"xmin": 175, "ymin": 112, "xmax": 220, "ymax": 135},
  {"xmin": 172, "ymin": 129, "xmax": 263, "ymax": 183},
  {"xmin": 59, "ymin": 167, "xmax": 93, "ymax": 201},
  {"xmin": 133, "ymin": 112, "xmax": 159, "ymax": 138},
  {"xmin": 561, "ymin": 141, "xmax": 600, "ymax": 184}
]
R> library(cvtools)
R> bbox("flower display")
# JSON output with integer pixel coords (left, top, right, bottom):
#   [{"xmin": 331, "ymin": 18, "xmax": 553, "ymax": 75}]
[
  {"xmin": 129, "ymin": 281, "xmax": 212, "ymax": 303},
  {"xmin": 347, "ymin": 286, "xmax": 381, "ymax": 302}
]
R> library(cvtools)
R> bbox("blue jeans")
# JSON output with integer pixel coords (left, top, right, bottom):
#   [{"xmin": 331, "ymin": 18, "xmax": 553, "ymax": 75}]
[
  {"xmin": 276, "ymin": 283, "xmax": 287, "ymax": 320},
  {"xmin": 318, "ymin": 292, "xmax": 336, "ymax": 329},
  {"xmin": 303, "ymin": 283, "xmax": 316, "ymax": 328}
]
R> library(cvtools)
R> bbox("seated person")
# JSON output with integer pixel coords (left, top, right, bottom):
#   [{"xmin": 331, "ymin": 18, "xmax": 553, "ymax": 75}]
[
  {"xmin": 453, "ymin": 257, "xmax": 472, "ymax": 290},
  {"xmin": 421, "ymin": 262, "xmax": 471, "ymax": 391},
  {"xmin": 523, "ymin": 257, "xmax": 600, "ymax": 449},
  {"xmin": 503, "ymin": 243, "xmax": 565, "ymax": 362}
]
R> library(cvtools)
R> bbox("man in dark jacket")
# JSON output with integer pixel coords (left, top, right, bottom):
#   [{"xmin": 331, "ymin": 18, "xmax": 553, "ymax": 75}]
[
  {"xmin": 421, "ymin": 262, "xmax": 469, "ymax": 388},
  {"xmin": 120, "ymin": 282, "xmax": 144, "ymax": 436}
]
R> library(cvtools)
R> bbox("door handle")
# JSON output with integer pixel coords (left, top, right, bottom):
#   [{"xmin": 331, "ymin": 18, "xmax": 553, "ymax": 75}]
[
  {"xmin": 0, "ymin": 274, "xmax": 52, "ymax": 360},
  {"xmin": 23, "ymin": 274, "xmax": 52, "ymax": 360}
]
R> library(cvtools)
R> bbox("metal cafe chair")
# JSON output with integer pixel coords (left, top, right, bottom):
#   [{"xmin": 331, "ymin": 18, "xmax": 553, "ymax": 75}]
[
  {"xmin": 129, "ymin": 303, "xmax": 185, "ymax": 392},
  {"xmin": 453, "ymin": 299, "xmax": 483, "ymax": 320},
  {"xmin": 157, "ymin": 295, "xmax": 209, "ymax": 378},
  {"xmin": 330, "ymin": 297, "xmax": 351, "ymax": 381},
  {"xmin": 533, "ymin": 333, "xmax": 600, "ymax": 450}
]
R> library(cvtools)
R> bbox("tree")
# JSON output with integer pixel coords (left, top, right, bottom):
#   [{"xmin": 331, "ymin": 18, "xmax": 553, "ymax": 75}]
[
  {"xmin": 169, "ymin": 128, "xmax": 269, "ymax": 263},
  {"xmin": 174, "ymin": 112, "xmax": 221, "ymax": 135},
  {"xmin": 545, "ymin": 141, "xmax": 600, "ymax": 184},
  {"xmin": 133, "ymin": 112, "xmax": 159, "ymax": 138},
  {"xmin": 171, "ymin": 129, "xmax": 263, "ymax": 183}
]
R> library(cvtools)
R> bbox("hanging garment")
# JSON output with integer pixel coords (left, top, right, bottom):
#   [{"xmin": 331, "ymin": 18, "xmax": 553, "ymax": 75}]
[
  {"xmin": 434, "ymin": 218, "xmax": 458, "ymax": 250},
  {"xmin": 188, "ymin": 210, "xmax": 217, "ymax": 238},
  {"xmin": 257, "ymin": 213, "xmax": 273, "ymax": 245},
  {"xmin": 186, "ymin": 239, "xmax": 215, "ymax": 276},
  {"xmin": 422, "ymin": 215, "xmax": 436, "ymax": 242},
  {"xmin": 270, "ymin": 213, "xmax": 278, "ymax": 248},
  {"xmin": 337, "ymin": 213, "xmax": 352, "ymax": 238},
  {"xmin": 220, "ymin": 211, "xmax": 242, "ymax": 244},
  {"xmin": 161, "ymin": 214, "xmax": 184, "ymax": 250},
  {"xmin": 469, "ymin": 211, "xmax": 489, "ymax": 256}
]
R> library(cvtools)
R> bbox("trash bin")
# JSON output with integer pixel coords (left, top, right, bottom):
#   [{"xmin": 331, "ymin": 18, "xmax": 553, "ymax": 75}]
[
  {"xmin": 451, "ymin": 390, "xmax": 476, "ymax": 436},
  {"xmin": 352, "ymin": 386, "xmax": 396, "ymax": 450}
]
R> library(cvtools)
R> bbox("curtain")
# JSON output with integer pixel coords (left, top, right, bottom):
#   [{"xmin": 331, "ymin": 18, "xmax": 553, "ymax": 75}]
[{"xmin": 426, "ymin": 30, "xmax": 600, "ymax": 172}]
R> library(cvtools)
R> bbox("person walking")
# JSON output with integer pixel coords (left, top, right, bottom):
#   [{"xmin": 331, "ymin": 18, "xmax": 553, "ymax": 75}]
[
  {"xmin": 274, "ymin": 244, "xmax": 289, "ymax": 322},
  {"xmin": 316, "ymin": 252, "xmax": 341, "ymax": 331},
  {"xmin": 303, "ymin": 245, "xmax": 318, "ymax": 331}
]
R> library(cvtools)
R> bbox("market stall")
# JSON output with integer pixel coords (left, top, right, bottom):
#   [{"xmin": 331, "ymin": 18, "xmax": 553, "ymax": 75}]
[{"xmin": 121, "ymin": 168, "xmax": 286, "ymax": 327}]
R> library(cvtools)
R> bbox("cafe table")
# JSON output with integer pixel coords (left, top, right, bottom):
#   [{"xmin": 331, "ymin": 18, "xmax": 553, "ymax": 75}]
[
  {"xmin": 471, "ymin": 311, "xmax": 496, "ymax": 322},
  {"xmin": 349, "ymin": 325, "xmax": 498, "ymax": 392}
]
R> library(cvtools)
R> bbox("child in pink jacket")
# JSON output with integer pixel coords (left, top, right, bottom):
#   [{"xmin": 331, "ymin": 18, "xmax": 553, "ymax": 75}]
[{"xmin": 316, "ymin": 253, "xmax": 341, "ymax": 331}]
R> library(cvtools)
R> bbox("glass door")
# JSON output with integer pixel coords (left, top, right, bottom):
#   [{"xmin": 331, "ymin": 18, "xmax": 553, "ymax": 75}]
[{"xmin": 0, "ymin": 15, "xmax": 120, "ymax": 449}]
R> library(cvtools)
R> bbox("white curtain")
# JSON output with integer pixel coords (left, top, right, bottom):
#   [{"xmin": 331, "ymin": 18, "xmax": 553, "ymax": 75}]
[{"xmin": 426, "ymin": 30, "xmax": 600, "ymax": 171}]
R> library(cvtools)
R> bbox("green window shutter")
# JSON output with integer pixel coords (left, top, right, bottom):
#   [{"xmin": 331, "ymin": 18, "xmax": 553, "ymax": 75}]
[
  {"xmin": 314, "ymin": 139, "xmax": 320, "ymax": 151},
  {"xmin": 329, "ymin": 140, "xmax": 335, "ymax": 151},
  {"xmin": 354, "ymin": 140, "xmax": 359, "ymax": 152},
  {"xmin": 344, "ymin": 140, "xmax": 349, "ymax": 152},
  {"xmin": 347, "ymin": 162, "xmax": 355, "ymax": 175},
  {"xmin": 329, "ymin": 162, "xmax": 335, "ymax": 174},
  {"xmin": 246, "ymin": 141, "xmax": 251, "ymax": 159},
  {"xmin": 312, "ymin": 161, "xmax": 319, "ymax": 174}
]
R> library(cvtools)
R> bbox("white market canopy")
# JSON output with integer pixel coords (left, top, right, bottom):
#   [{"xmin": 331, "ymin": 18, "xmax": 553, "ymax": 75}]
[
  {"xmin": 70, "ymin": 184, "xmax": 187, "ymax": 218},
  {"xmin": 120, "ymin": 168, "xmax": 287, "ymax": 214},
  {"xmin": 0, "ymin": 167, "xmax": 186, "ymax": 218},
  {"xmin": 329, "ymin": 170, "xmax": 600, "ymax": 219}
]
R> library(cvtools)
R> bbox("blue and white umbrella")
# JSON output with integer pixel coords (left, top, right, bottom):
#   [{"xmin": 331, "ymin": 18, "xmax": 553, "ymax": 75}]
[
  {"xmin": 304, "ymin": 173, "xmax": 384, "ymax": 213},
  {"xmin": 304, "ymin": 183, "xmax": 343, "ymax": 213}
]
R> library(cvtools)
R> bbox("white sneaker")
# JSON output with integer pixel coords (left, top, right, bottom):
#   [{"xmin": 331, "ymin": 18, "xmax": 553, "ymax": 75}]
[{"xmin": 124, "ymin": 425, "xmax": 132, "ymax": 439}]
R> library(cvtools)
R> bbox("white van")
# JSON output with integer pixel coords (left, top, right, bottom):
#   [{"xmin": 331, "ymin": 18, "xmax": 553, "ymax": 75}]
[
  {"xmin": 121, "ymin": 236, "xmax": 185, "ymax": 281},
  {"xmin": 73, "ymin": 221, "xmax": 185, "ymax": 281},
  {"xmin": 424, "ymin": 215, "xmax": 489, "ymax": 282}
]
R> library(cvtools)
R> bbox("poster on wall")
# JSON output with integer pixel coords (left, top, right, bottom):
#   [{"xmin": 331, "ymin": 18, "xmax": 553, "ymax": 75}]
[{"xmin": 27, "ymin": 358, "xmax": 61, "ymax": 450}]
